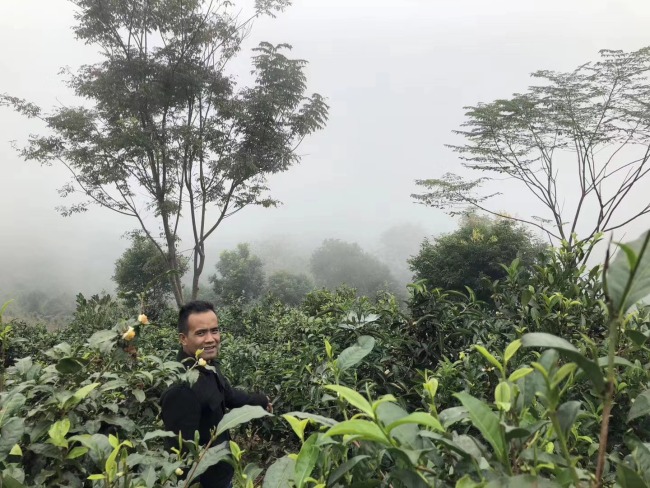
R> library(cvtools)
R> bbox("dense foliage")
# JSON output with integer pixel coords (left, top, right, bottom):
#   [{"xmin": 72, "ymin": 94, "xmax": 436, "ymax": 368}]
[
  {"xmin": 3, "ymin": 232, "xmax": 650, "ymax": 487},
  {"xmin": 409, "ymin": 213, "xmax": 545, "ymax": 301},
  {"xmin": 310, "ymin": 239, "xmax": 399, "ymax": 297},
  {"xmin": 114, "ymin": 235, "xmax": 188, "ymax": 319},
  {"xmin": 210, "ymin": 244, "xmax": 266, "ymax": 306}
]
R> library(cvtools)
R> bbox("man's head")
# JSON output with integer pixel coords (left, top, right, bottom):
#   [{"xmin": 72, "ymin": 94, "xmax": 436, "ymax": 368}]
[{"xmin": 178, "ymin": 301, "xmax": 221, "ymax": 361}]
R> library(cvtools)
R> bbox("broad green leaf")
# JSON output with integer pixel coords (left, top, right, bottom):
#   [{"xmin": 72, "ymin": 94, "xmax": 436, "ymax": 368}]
[
  {"xmin": 375, "ymin": 402, "xmax": 420, "ymax": 449},
  {"xmin": 87, "ymin": 330, "xmax": 117, "ymax": 354},
  {"xmin": 215, "ymin": 405, "xmax": 272, "ymax": 438},
  {"xmin": 0, "ymin": 417, "xmax": 25, "ymax": 458},
  {"xmin": 438, "ymin": 406, "xmax": 469, "ymax": 428},
  {"xmin": 324, "ymin": 385, "xmax": 373, "ymax": 417},
  {"xmin": 285, "ymin": 411, "xmax": 337, "ymax": 427},
  {"xmin": 509, "ymin": 367, "xmax": 533, "ymax": 382},
  {"xmin": 294, "ymin": 434, "xmax": 319, "ymax": 488},
  {"xmin": 504, "ymin": 339, "xmax": 522, "ymax": 365},
  {"xmin": 521, "ymin": 332, "xmax": 604, "ymax": 393},
  {"xmin": 494, "ymin": 382, "xmax": 512, "ymax": 412},
  {"xmin": 387, "ymin": 468, "xmax": 430, "ymax": 488},
  {"xmin": 629, "ymin": 390, "xmax": 650, "ymax": 422},
  {"xmin": 454, "ymin": 392, "xmax": 507, "ymax": 462},
  {"xmin": 626, "ymin": 329, "xmax": 649, "ymax": 347},
  {"xmin": 336, "ymin": 335, "xmax": 375, "ymax": 371},
  {"xmin": 385, "ymin": 412, "xmax": 443, "ymax": 433},
  {"xmin": 56, "ymin": 357, "xmax": 84, "ymax": 375},
  {"xmin": 0, "ymin": 392, "xmax": 26, "ymax": 427},
  {"xmin": 418, "ymin": 431, "xmax": 473, "ymax": 460},
  {"xmin": 187, "ymin": 444, "xmax": 229, "ymax": 482},
  {"xmin": 263, "ymin": 455, "xmax": 295, "ymax": 488},
  {"xmin": 606, "ymin": 232, "xmax": 650, "ymax": 314},
  {"xmin": 142, "ymin": 430, "xmax": 177, "ymax": 442},
  {"xmin": 9, "ymin": 444, "xmax": 22, "ymax": 456},
  {"xmin": 327, "ymin": 455, "xmax": 369, "ymax": 486},
  {"xmin": 70, "ymin": 383, "xmax": 100, "ymax": 406},
  {"xmin": 87, "ymin": 474, "xmax": 106, "ymax": 481},
  {"xmin": 556, "ymin": 401, "xmax": 580, "ymax": 436},
  {"xmin": 283, "ymin": 414, "xmax": 309, "ymax": 442},
  {"xmin": 616, "ymin": 462, "xmax": 648, "ymax": 488},
  {"xmin": 325, "ymin": 419, "xmax": 390, "ymax": 444},
  {"xmin": 474, "ymin": 345, "xmax": 504, "ymax": 374},
  {"xmin": 66, "ymin": 446, "xmax": 89, "ymax": 459},
  {"xmin": 48, "ymin": 418, "xmax": 71, "ymax": 448},
  {"xmin": 597, "ymin": 356, "xmax": 639, "ymax": 369},
  {"xmin": 133, "ymin": 389, "xmax": 145, "ymax": 403},
  {"xmin": 0, "ymin": 476, "xmax": 26, "ymax": 488}
]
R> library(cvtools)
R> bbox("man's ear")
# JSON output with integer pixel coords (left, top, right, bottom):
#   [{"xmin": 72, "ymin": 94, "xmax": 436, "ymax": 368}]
[{"xmin": 179, "ymin": 333, "xmax": 187, "ymax": 345}]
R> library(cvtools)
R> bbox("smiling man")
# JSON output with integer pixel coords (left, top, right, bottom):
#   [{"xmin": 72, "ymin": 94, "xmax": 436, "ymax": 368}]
[{"xmin": 161, "ymin": 301, "xmax": 272, "ymax": 488}]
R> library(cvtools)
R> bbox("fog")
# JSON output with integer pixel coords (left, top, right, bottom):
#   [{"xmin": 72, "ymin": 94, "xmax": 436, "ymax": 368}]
[{"xmin": 2, "ymin": 0, "xmax": 650, "ymax": 306}]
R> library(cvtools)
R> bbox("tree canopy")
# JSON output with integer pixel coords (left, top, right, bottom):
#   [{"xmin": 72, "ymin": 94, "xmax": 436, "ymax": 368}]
[
  {"xmin": 413, "ymin": 48, "xmax": 650, "ymax": 250},
  {"xmin": 1, "ymin": 0, "xmax": 327, "ymax": 306},
  {"xmin": 210, "ymin": 243, "xmax": 265, "ymax": 305},
  {"xmin": 409, "ymin": 213, "xmax": 545, "ymax": 301},
  {"xmin": 310, "ymin": 239, "xmax": 398, "ymax": 297},
  {"xmin": 113, "ymin": 234, "xmax": 187, "ymax": 317}
]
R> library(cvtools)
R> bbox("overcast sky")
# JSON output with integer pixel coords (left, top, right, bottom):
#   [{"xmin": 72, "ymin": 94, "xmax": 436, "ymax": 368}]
[{"xmin": 2, "ymin": 0, "xmax": 650, "ymax": 295}]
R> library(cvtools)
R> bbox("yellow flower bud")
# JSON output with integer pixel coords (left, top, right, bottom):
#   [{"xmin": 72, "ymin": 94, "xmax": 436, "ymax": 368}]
[
  {"xmin": 122, "ymin": 326, "xmax": 136, "ymax": 341},
  {"xmin": 197, "ymin": 358, "xmax": 207, "ymax": 367},
  {"xmin": 175, "ymin": 467, "xmax": 183, "ymax": 476},
  {"xmin": 138, "ymin": 314, "xmax": 149, "ymax": 325}
]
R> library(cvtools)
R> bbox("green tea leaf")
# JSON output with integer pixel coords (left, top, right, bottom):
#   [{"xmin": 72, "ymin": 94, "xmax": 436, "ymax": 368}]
[
  {"xmin": 294, "ymin": 434, "xmax": 319, "ymax": 488},
  {"xmin": 263, "ymin": 455, "xmax": 295, "ymax": 488},
  {"xmin": 327, "ymin": 455, "xmax": 369, "ymax": 486},
  {"xmin": 629, "ymin": 390, "xmax": 650, "ymax": 423},
  {"xmin": 504, "ymin": 339, "xmax": 522, "ymax": 365},
  {"xmin": 616, "ymin": 462, "xmax": 648, "ymax": 488},
  {"xmin": 324, "ymin": 385, "xmax": 373, "ymax": 417},
  {"xmin": 454, "ymin": 392, "xmax": 507, "ymax": 462},
  {"xmin": 606, "ymin": 232, "xmax": 650, "ymax": 315},
  {"xmin": 56, "ymin": 357, "xmax": 84, "ymax": 375},
  {"xmin": 521, "ymin": 332, "xmax": 604, "ymax": 393},
  {"xmin": 474, "ymin": 345, "xmax": 504, "ymax": 374},
  {"xmin": 325, "ymin": 419, "xmax": 390, "ymax": 444},
  {"xmin": 336, "ymin": 335, "xmax": 375, "ymax": 371},
  {"xmin": 385, "ymin": 412, "xmax": 443, "ymax": 433},
  {"xmin": 215, "ymin": 405, "xmax": 272, "ymax": 438},
  {"xmin": 284, "ymin": 411, "xmax": 337, "ymax": 427}
]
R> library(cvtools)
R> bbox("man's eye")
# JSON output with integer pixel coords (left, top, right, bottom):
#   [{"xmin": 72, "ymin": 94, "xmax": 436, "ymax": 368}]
[{"xmin": 211, "ymin": 329, "xmax": 220, "ymax": 334}]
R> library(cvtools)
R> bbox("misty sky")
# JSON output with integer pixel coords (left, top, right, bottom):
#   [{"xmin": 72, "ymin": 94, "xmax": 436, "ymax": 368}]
[{"xmin": 2, "ymin": 0, "xmax": 650, "ymax": 295}]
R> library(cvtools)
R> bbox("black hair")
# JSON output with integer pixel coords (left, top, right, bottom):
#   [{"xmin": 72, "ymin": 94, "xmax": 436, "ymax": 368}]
[{"xmin": 178, "ymin": 300, "xmax": 215, "ymax": 334}]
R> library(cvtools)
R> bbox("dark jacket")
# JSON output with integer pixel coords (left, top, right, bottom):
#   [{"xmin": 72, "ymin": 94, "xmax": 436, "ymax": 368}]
[{"xmin": 160, "ymin": 349, "xmax": 268, "ymax": 488}]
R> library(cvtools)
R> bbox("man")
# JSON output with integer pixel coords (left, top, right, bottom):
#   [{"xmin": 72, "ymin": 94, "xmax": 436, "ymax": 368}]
[{"xmin": 161, "ymin": 301, "xmax": 272, "ymax": 488}]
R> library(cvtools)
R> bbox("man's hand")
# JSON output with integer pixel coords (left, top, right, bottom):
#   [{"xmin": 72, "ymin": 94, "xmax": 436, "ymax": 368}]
[{"xmin": 266, "ymin": 396, "xmax": 273, "ymax": 414}]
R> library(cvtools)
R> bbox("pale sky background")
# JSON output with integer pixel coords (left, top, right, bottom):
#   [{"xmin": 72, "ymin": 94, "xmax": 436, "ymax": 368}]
[{"xmin": 2, "ymin": 0, "xmax": 650, "ymax": 298}]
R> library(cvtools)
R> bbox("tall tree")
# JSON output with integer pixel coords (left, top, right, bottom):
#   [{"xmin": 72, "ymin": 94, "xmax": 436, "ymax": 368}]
[
  {"xmin": 210, "ymin": 243, "xmax": 265, "ymax": 305},
  {"xmin": 413, "ymin": 48, "xmax": 650, "ymax": 251},
  {"xmin": 409, "ymin": 213, "xmax": 545, "ymax": 301},
  {"xmin": 1, "ymin": 0, "xmax": 327, "ymax": 305}
]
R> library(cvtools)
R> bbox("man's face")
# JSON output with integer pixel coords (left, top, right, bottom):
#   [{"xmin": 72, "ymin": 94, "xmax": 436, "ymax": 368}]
[{"xmin": 180, "ymin": 310, "xmax": 221, "ymax": 361}]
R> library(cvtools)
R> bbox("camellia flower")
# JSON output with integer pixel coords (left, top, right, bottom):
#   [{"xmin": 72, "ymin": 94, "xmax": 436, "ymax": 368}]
[
  {"xmin": 122, "ymin": 326, "xmax": 136, "ymax": 341},
  {"xmin": 197, "ymin": 358, "xmax": 207, "ymax": 367},
  {"xmin": 175, "ymin": 467, "xmax": 183, "ymax": 476},
  {"xmin": 138, "ymin": 314, "xmax": 149, "ymax": 325}
]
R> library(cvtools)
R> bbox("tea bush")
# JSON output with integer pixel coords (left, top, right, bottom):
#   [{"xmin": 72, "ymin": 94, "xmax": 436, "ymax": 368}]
[{"xmin": 2, "ymin": 234, "xmax": 650, "ymax": 487}]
